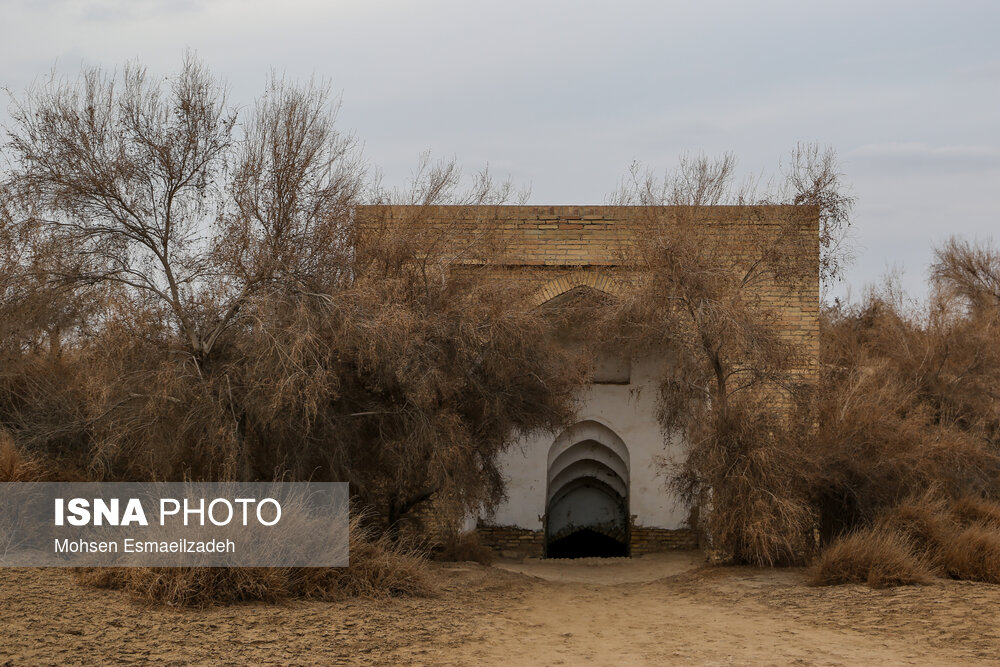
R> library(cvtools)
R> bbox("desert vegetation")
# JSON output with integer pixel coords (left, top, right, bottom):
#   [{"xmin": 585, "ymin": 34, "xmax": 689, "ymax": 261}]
[
  {"xmin": 0, "ymin": 57, "xmax": 586, "ymax": 602},
  {"xmin": 606, "ymin": 152, "xmax": 1000, "ymax": 586},
  {"xmin": 3, "ymin": 55, "xmax": 999, "ymax": 604},
  {"xmin": 0, "ymin": 57, "xmax": 582, "ymax": 503},
  {"xmin": 605, "ymin": 150, "xmax": 847, "ymax": 566},
  {"xmin": 806, "ymin": 239, "xmax": 1000, "ymax": 585}
]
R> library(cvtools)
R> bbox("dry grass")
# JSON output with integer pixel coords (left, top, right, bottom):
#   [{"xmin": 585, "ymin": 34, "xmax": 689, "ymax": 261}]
[
  {"xmin": 942, "ymin": 525, "xmax": 1000, "ymax": 584},
  {"xmin": 875, "ymin": 493, "xmax": 957, "ymax": 574},
  {"xmin": 811, "ymin": 526, "xmax": 935, "ymax": 589},
  {"xmin": 816, "ymin": 496, "xmax": 1000, "ymax": 588},
  {"xmin": 0, "ymin": 429, "xmax": 41, "ymax": 482},
  {"xmin": 76, "ymin": 566, "xmax": 288, "ymax": 607},
  {"xmin": 286, "ymin": 520, "xmax": 434, "ymax": 600},
  {"xmin": 76, "ymin": 518, "xmax": 434, "ymax": 607},
  {"xmin": 951, "ymin": 496, "xmax": 1000, "ymax": 530},
  {"xmin": 431, "ymin": 529, "xmax": 494, "ymax": 565}
]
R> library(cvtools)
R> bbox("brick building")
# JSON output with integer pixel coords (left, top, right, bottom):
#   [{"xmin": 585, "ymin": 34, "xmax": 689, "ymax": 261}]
[{"xmin": 358, "ymin": 205, "xmax": 819, "ymax": 558}]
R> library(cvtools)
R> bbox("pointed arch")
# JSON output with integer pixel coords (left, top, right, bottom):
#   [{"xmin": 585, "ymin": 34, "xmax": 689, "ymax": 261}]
[
  {"xmin": 545, "ymin": 419, "xmax": 631, "ymax": 557},
  {"xmin": 530, "ymin": 271, "xmax": 621, "ymax": 307},
  {"xmin": 547, "ymin": 419, "xmax": 630, "ymax": 472}
]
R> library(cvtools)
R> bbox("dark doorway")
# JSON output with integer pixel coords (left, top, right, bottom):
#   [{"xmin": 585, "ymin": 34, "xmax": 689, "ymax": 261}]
[
  {"xmin": 546, "ymin": 528, "xmax": 628, "ymax": 558},
  {"xmin": 545, "ymin": 422, "xmax": 631, "ymax": 559},
  {"xmin": 545, "ymin": 476, "xmax": 629, "ymax": 558}
]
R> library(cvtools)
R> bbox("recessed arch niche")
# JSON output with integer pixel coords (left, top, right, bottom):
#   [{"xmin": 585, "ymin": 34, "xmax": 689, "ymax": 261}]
[{"xmin": 545, "ymin": 420, "xmax": 630, "ymax": 558}]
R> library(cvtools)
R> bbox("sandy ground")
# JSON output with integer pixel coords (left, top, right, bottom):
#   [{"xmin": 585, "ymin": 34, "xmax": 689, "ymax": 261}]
[{"xmin": 2, "ymin": 553, "xmax": 1000, "ymax": 665}]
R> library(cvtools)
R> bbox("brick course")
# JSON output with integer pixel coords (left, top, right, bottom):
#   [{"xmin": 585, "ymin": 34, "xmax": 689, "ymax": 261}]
[
  {"xmin": 476, "ymin": 524, "xmax": 545, "ymax": 558},
  {"xmin": 357, "ymin": 205, "xmax": 819, "ymax": 555}
]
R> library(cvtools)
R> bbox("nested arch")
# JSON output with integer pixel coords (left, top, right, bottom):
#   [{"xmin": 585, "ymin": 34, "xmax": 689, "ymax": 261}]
[
  {"xmin": 547, "ymin": 420, "xmax": 630, "ymax": 472},
  {"xmin": 545, "ymin": 419, "xmax": 630, "ymax": 558},
  {"xmin": 549, "ymin": 458, "xmax": 627, "ymax": 503}
]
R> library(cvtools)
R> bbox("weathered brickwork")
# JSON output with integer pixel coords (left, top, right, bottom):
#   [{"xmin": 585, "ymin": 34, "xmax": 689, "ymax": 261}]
[
  {"xmin": 476, "ymin": 524, "xmax": 545, "ymax": 558},
  {"xmin": 397, "ymin": 498, "xmax": 458, "ymax": 549},
  {"xmin": 357, "ymin": 205, "xmax": 819, "ymax": 389},
  {"xmin": 358, "ymin": 205, "xmax": 819, "ymax": 555},
  {"xmin": 630, "ymin": 527, "xmax": 699, "ymax": 555}
]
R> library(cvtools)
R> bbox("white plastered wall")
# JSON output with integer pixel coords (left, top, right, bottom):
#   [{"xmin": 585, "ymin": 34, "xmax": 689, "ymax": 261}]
[{"xmin": 485, "ymin": 352, "xmax": 688, "ymax": 531}]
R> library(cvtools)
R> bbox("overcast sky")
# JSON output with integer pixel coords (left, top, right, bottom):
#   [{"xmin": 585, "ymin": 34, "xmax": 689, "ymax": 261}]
[{"xmin": 2, "ymin": 0, "xmax": 997, "ymax": 301}]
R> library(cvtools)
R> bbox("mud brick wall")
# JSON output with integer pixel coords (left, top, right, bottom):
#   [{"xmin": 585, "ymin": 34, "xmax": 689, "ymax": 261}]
[
  {"xmin": 476, "ymin": 524, "xmax": 699, "ymax": 557},
  {"xmin": 630, "ymin": 527, "xmax": 699, "ymax": 555},
  {"xmin": 357, "ymin": 205, "xmax": 820, "ymax": 550},
  {"xmin": 476, "ymin": 524, "xmax": 545, "ymax": 558},
  {"xmin": 397, "ymin": 499, "xmax": 457, "ymax": 549},
  {"xmin": 356, "ymin": 204, "xmax": 819, "ymax": 387}
]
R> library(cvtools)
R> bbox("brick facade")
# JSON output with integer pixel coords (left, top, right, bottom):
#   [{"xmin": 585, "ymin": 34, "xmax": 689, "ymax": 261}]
[
  {"xmin": 476, "ymin": 524, "xmax": 546, "ymax": 558},
  {"xmin": 357, "ymin": 205, "xmax": 819, "ymax": 556},
  {"xmin": 357, "ymin": 205, "xmax": 819, "ymax": 389},
  {"xmin": 630, "ymin": 527, "xmax": 699, "ymax": 555}
]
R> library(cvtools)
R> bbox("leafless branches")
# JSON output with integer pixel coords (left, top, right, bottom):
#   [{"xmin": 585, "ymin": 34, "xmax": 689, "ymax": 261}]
[{"xmin": 0, "ymin": 58, "xmax": 583, "ymax": 532}]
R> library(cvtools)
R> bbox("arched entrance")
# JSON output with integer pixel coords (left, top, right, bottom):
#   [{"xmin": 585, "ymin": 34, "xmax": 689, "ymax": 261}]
[{"xmin": 545, "ymin": 421, "xmax": 630, "ymax": 558}]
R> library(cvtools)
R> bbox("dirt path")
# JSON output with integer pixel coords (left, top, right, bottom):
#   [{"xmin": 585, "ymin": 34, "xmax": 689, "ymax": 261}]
[
  {"xmin": 438, "ymin": 555, "xmax": 1000, "ymax": 666},
  {"xmin": 2, "ymin": 555, "xmax": 1000, "ymax": 665},
  {"xmin": 445, "ymin": 573, "xmax": 977, "ymax": 665}
]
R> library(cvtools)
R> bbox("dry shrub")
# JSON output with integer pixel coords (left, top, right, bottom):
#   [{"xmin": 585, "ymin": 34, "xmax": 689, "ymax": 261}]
[
  {"xmin": 2, "ymin": 58, "xmax": 587, "ymax": 537},
  {"xmin": 76, "ymin": 518, "xmax": 434, "ymax": 607},
  {"xmin": 0, "ymin": 429, "xmax": 41, "ymax": 482},
  {"xmin": 286, "ymin": 519, "xmax": 434, "ymax": 600},
  {"xmin": 874, "ymin": 493, "xmax": 957, "ymax": 573},
  {"xmin": 814, "ymin": 281, "xmax": 1000, "ymax": 540},
  {"xmin": 674, "ymin": 399, "xmax": 817, "ymax": 566},
  {"xmin": 812, "ymin": 526, "xmax": 934, "ymax": 589},
  {"xmin": 951, "ymin": 496, "xmax": 1000, "ymax": 530},
  {"xmin": 942, "ymin": 525, "xmax": 1000, "ymax": 584},
  {"xmin": 431, "ymin": 529, "xmax": 494, "ymax": 565},
  {"xmin": 77, "ymin": 566, "xmax": 288, "ymax": 607},
  {"xmin": 607, "ymin": 152, "xmax": 838, "ymax": 567}
]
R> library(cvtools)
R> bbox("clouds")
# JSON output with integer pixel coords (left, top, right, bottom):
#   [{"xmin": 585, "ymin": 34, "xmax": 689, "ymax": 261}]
[
  {"xmin": 1, "ymin": 0, "xmax": 998, "ymax": 301},
  {"xmin": 850, "ymin": 143, "xmax": 1000, "ymax": 173}
]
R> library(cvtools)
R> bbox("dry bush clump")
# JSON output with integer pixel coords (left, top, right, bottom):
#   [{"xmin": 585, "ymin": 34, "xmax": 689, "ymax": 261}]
[
  {"xmin": 812, "ymin": 263, "xmax": 1000, "ymax": 586},
  {"xmin": 811, "ymin": 526, "xmax": 935, "ymax": 589},
  {"xmin": 951, "ymin": 496, "xmax": 1000, "ymax": 530},
  {"xmin": 0, "ymin": 428, "xmax": 42, "ymax": 482},
  {"xmin": 815, "ymin": 494, "xmax": 1000, "ymax": 588},
  {"xmin": 813, "ymin": 260, "xmax": 1000, "ymax": 541},
  {"xmin": 288, "ymin": 522, "xmax": 434, "ymax": 600},
  {"xmin": 673, "ymin": 399, "xmax": 817, "ymax": 566},
  {"xmin": 942, "ymin": 525, "xmax": 1000, "ymax": 584},
  {"xmin": 874, "ymin": 493, "xmax": 957, "ymax": 574},
  {"xmin": 431, "ymin": 529, "xmax": 494, "ymax": 565},
  {"xmin": 76, "ymin": 519, "xmax": 433, "ymax": 607},
  {"xmin": 607, "ymin": 150, "xmax": 845, "ymax": 566},
  {"xmin": 77, "ymin": 566, "xmax": 288, "ymax": 607}
]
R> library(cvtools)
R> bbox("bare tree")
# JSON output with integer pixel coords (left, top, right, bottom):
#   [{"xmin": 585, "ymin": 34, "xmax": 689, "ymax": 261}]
[
  {"xmin": 931, "ymin": 236, "xmax": 1000, "ymax": 313},
  {"xmin": 609, "ymin": 153, "xmax": 813, "ymax": 423},
  {"xmin": 607, "ymin": 152, "xmax": 825, "ymax": 564},
  {"xmin": 6, "ymin": 56, "xmax": 238, "ymax": 364},
  {"xmin": 780, "ymin": 143, "xmax": 855, "ymax": 287},
  {"xmin": 2, "ymin": 59, "xmax": 584, "ymax": 534},
  {"xmin": 218, "ymin": 76, "xmax": 363, "ymax": 296}
]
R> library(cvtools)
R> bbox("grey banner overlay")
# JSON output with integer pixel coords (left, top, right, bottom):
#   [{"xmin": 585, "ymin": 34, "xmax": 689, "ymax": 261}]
[{"xmin": 0, "ymin": 482, "xmax": 349, "ymax": 567}]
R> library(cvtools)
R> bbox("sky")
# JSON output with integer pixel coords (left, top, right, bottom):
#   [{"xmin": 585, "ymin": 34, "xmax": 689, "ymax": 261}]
[{"xmin": 1, "ymin": 0, "xmax": 997, "ymax": 302}]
